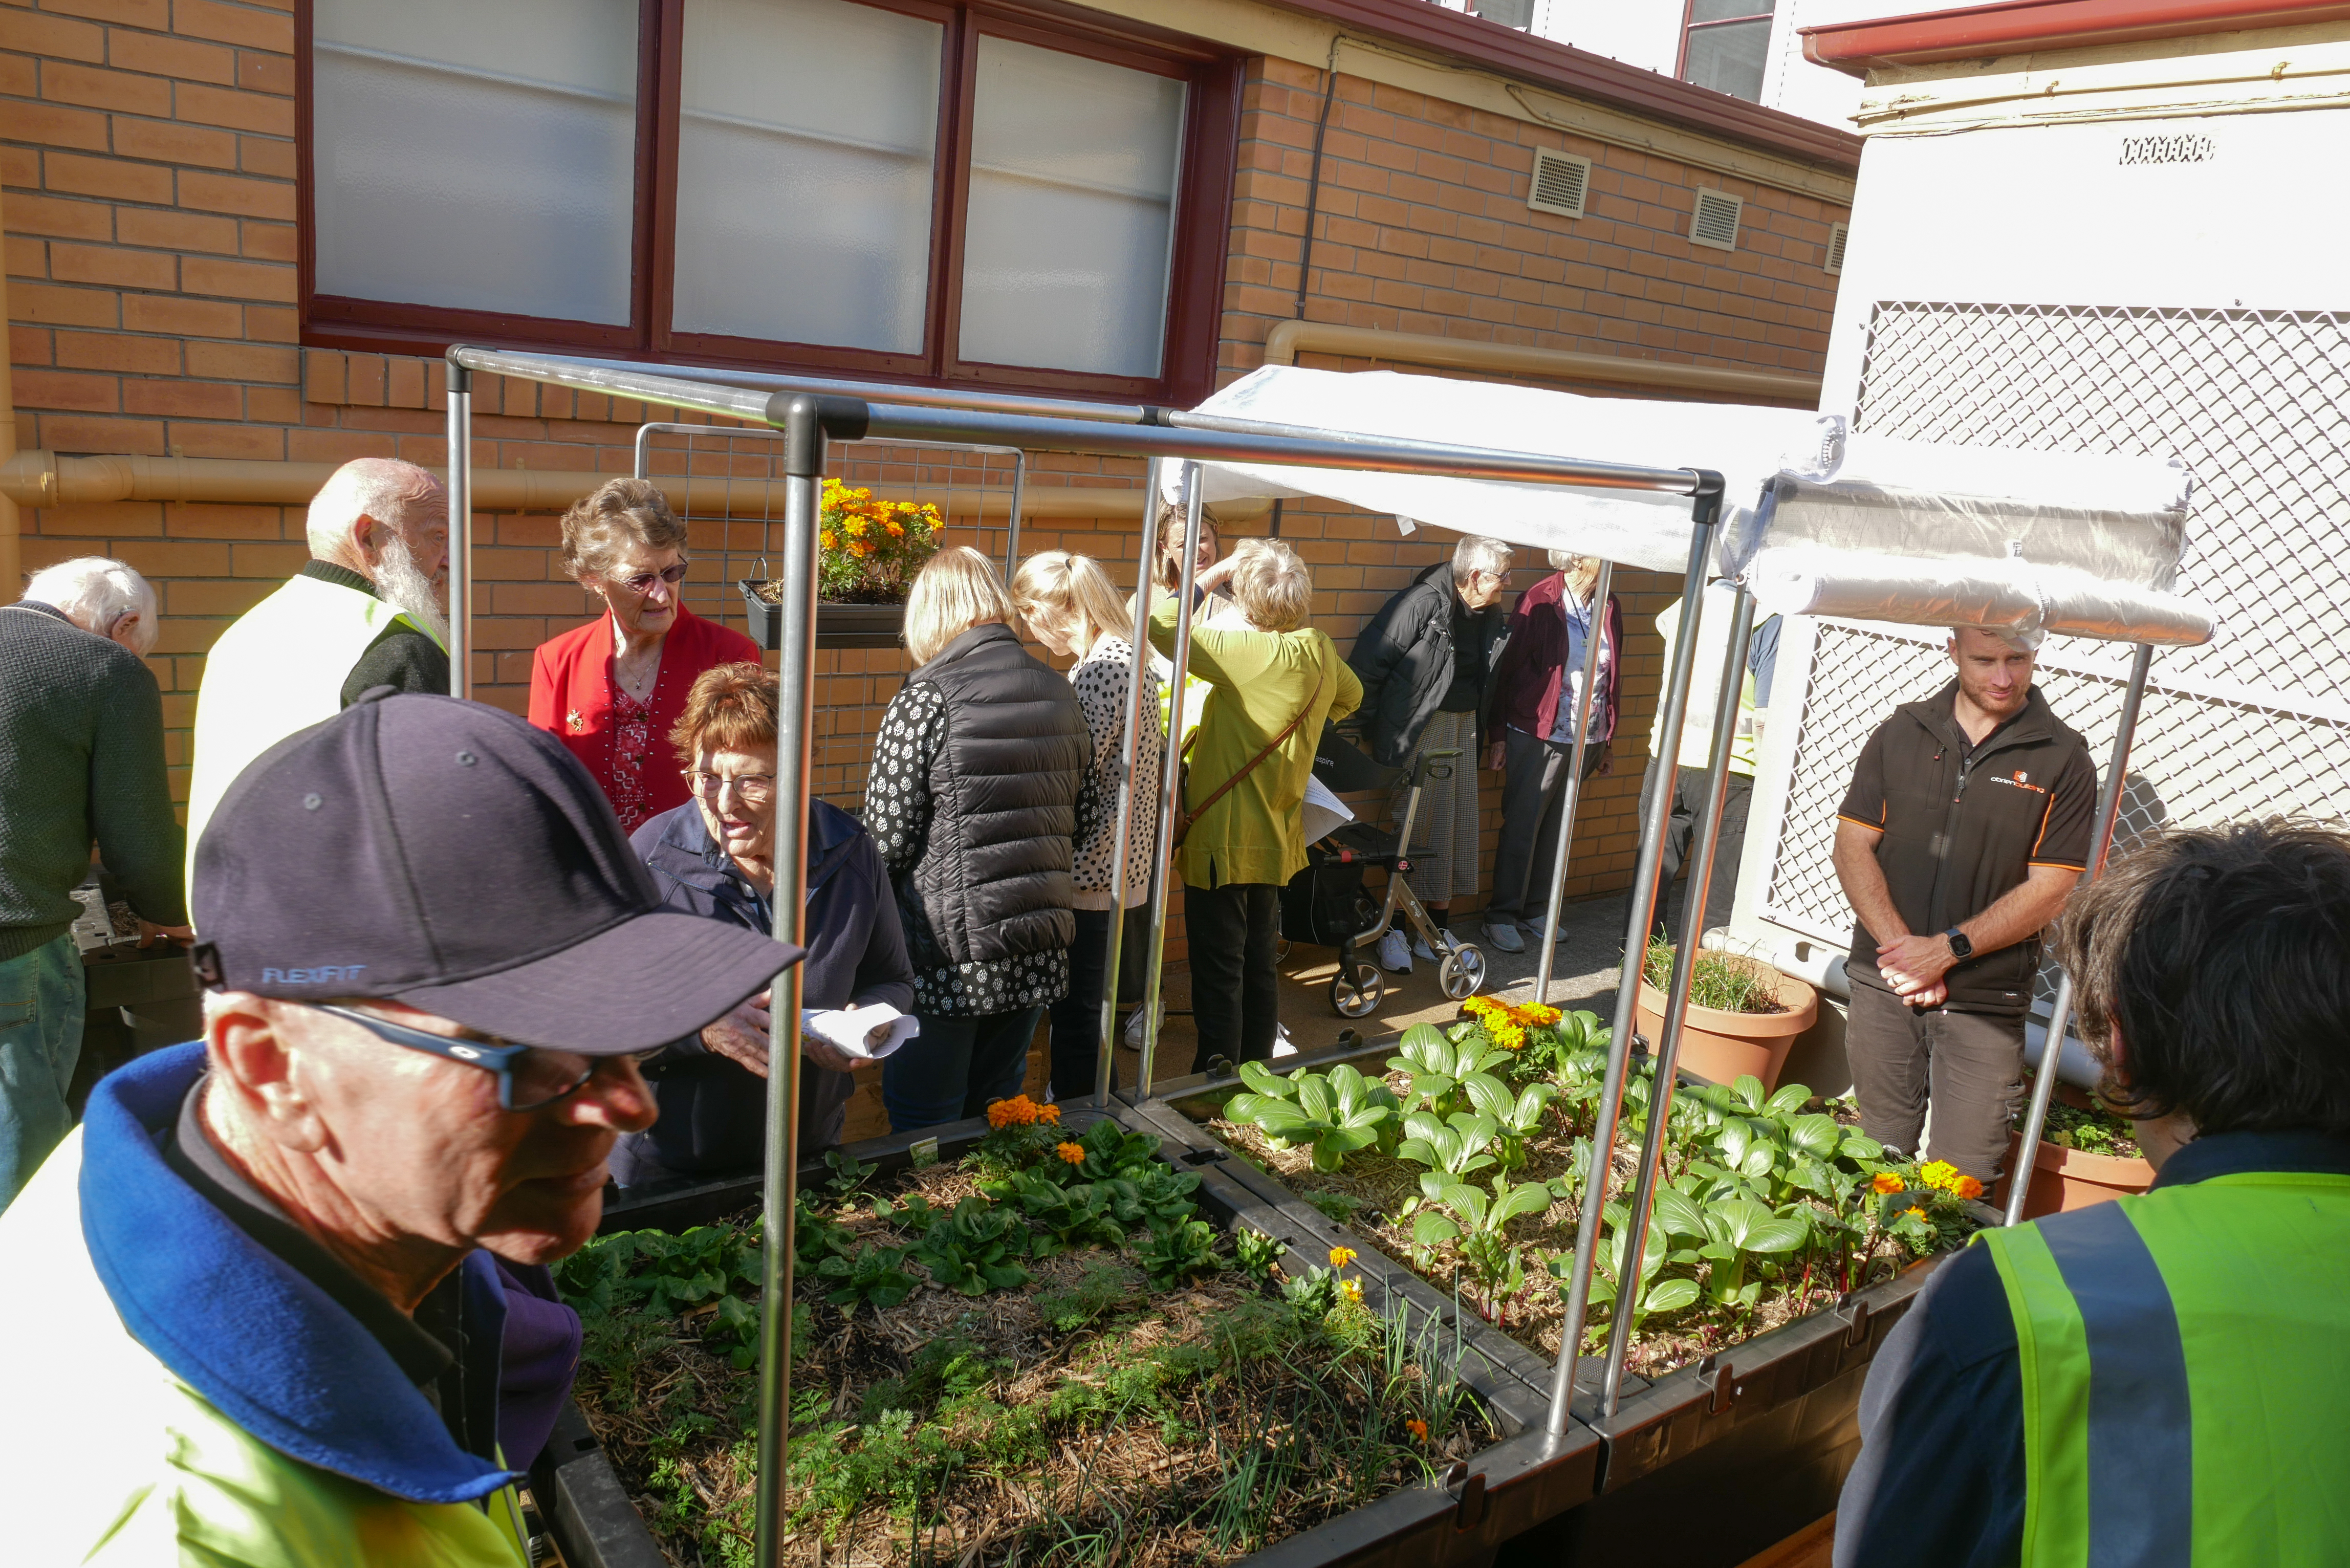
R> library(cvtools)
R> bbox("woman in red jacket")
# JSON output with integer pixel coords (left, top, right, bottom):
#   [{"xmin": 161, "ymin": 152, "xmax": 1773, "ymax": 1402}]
[{"xmin": 528, "ymin": 478, "xmax": 761, "ymax": 832}]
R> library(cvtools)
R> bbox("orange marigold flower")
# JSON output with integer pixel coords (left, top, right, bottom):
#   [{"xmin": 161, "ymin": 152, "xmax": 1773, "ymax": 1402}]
[
  {"xmin": 1954, "ymin": 1175, "xmax": 1984, "ymax": 1201},
  {"xmin": 845, "ymin": 517, "xmax": 867, "ymax": 537},
  {"xmin": 986, "ymin": 1095, "xmax": 1040, "ymax": 1129},
  {"xmin": 1037, "ymin": 1102, "xmax": 1061, "ymax": 1123},
  {"xmin": 1902, "ymin": 1205, "xmax": 1928, "ymax": 1222},
  {"xmin": 1405, "ymin": 1418, "xmax": 1429, "ymax": 1442},
  {"xmin": 1871, "ymin": 1172, "xmax": 1903, "ymax": 1194},
  {"xmin": 1056, "ymin": 1142, "xmax": 1086, "ymax": 1166},
  {"xmin": 1328, "ymin": 1246, "xmax": 1357, "ymax": 1269},
  {"xmin": 1514, "ymin": 1004, "xmax": 1562, "ymax": 1027}
]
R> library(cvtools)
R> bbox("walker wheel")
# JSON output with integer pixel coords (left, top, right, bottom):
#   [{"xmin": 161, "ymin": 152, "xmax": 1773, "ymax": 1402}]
[
  {"xmin": 1438, "ymin": 945, "xmax": 1488, "ymax": 1001},
  {"xmin": 1331, "ymin": 962, "xmax": 1385, "ymax": 1018}
]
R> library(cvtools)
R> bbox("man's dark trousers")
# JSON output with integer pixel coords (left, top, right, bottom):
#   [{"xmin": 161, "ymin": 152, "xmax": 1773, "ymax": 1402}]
[
  {"xmin": 1640, "ymin": 759, "xmax": 1753, "ymax": 938},
  {"xmin": 1844, "ymin": 983, "xmax": 2026, "ymax": 1182}
]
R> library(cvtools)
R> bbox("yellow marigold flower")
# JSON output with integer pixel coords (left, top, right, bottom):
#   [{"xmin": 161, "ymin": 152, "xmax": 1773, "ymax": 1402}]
[
  {"xmin": 1871, "ymin": 1171, "xmax": 1903, "ymax": 1194},
  {"xmin": 1955, "ymin": 1174, "xmax": 1984, "ymax": 1201},
  {"xmin": 1328, "ymin": 1246, "xmax": 1357, "ymax": 1270},
  {"xmin": 1338, "ymin": 1278, "xmax": 1364, "ymax": 1304},
  {"xmin": 845, "ymin": 517, "xmax": 866, "ymax": 537},
  {"xmin": 819, "ymin": 530, "xmax": 837, "ymax": 550},
  {"xmin": 1919, "ymin": 1160, "xmax": 1961, "ymax": 1193},
  {"xmin": 1037, "ymin": 1102, "xmax": 1061, "ymax": 1123},
  {"xmin": 1902, "ymin": 1205, "xmax": 1928, "ymax": 1222},
  {"xmin": 1056, "ymin": 1142, "xmax": 1085, "ymax": 1166},
  {"xmin": 1405, "ymin": 1418, "xmax": 1429, "ymax": 1441},
  {"xmin": 1491, "ymin": 1021, "xmax": 1527, "ymax": 1050}
]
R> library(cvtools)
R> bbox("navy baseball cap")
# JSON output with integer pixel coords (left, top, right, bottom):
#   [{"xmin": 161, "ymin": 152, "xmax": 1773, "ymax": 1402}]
[{"xmin": 191, "ymin": 690, "xmax": 800, "ymax": 1054}]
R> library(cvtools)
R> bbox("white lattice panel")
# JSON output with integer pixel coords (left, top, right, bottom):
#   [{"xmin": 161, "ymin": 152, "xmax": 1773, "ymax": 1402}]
[{"xmin": 1761, "ymin": 302, "xmax": 2350, "ymax": 971}]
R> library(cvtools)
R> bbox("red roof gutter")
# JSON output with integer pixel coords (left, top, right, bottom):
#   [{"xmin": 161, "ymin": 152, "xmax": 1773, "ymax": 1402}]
[
  {"xmin": 1268, "ymin": 0, "xmax": 1861, "ymax": 170},
  {"xmin": 1802, "ymin": 0, "xmax": 2350, "ymax": 76}
]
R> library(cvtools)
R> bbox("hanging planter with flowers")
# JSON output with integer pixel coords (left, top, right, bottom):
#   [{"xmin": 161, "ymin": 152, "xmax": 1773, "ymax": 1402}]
[{"xmin": 742, "ymin": 480, "xmax": 945, "ymax": 650}]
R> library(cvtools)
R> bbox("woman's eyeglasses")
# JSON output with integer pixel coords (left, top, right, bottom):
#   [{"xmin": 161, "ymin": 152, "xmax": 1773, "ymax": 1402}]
[
  {"xmin": 686, "ymin": 770, "xmax": 778, "ymax": 807},
  {"xmin": 619, "ymin": 563, "xmax": 689, "ymax": 595},
  {"xmin": 310, "ymin": 1003, "xmax": 658, "ymax": 1113}
]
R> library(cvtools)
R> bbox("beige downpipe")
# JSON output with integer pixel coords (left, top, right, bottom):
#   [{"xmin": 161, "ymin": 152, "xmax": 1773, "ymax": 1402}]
[{"xmin": 1262, "ymin": 318, "xmax": 1823, "ymax": 404}]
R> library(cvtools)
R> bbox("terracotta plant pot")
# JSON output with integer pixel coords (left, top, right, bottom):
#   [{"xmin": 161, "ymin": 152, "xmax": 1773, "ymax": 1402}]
[
  {"xmin": 1997, "ymin": 1133, "xmax": 2156, "ymax": 1219},
  {"xmin": 1635, "ymin": 960, "xmax": 1819, "ymax": 1091}
]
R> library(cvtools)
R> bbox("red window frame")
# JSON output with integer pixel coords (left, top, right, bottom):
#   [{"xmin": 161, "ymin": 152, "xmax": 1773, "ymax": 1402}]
[
  {"xmin": 296, "ymin": 0, "xmax": 1241, "ymax": 406},
  {"xmin": 1674, "ymin": 0, "xmax": 1776, "ymax": 87}
]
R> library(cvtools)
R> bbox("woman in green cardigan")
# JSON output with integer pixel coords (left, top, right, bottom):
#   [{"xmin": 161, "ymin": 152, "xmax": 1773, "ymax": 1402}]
[{"xmin": 1151, "ymin": 538, "xmax": 1361, "ymax": 1066}]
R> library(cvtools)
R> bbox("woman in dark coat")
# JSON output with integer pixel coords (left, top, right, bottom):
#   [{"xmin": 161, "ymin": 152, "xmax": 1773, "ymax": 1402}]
[
  {"xmin": 862, "ymin": 548, "xmax": 1090, "ymax": 1131},
  {"xmin": 609, "ymin": 661, "xmax": 915, "ymax": 1185},
  {"xmin": 1347, "ymin": 536, "xmax": 1514, "ymax": 970}
]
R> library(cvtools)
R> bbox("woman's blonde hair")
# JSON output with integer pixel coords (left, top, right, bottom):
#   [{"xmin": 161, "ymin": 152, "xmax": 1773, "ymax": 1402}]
[
  {"xmin": 904, "ymin": 546, "xmax": 1014, "ymax": 664},
  {"xmin": 1010, "ymin": 551, "xmax": 1128, "ymax": 653},
  {"xmin": 670, "ymin": 661, "xmax": 776, "ymax": 763},
  {"xmin": 560, "ymin": 476, "xmax": 690, "ymax": 583},
  {"xmin": 1228, "ymin": 538, "xmax": 1314, "ymax": 633}
]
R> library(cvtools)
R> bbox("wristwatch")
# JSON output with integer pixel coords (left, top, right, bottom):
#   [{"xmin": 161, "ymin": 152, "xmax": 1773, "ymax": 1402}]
[{"xmin": 1944, "ymin": 926, "xmax": 1973, "ymax": 961}]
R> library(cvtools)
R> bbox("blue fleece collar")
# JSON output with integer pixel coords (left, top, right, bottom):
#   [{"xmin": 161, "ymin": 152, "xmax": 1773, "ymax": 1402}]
[{"xmin": 79, "ymin": 1043, "xmax": 521, "ymax": 1504}]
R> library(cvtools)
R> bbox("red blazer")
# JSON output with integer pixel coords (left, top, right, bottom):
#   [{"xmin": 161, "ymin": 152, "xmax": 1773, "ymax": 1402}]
[
  {"xmin": 1487, "ymin": 573, "xmax": 1622, "ymax": 745},
  {"xmin": 528, "ymin": 604, "xmax": 763, "ymax": 828}
]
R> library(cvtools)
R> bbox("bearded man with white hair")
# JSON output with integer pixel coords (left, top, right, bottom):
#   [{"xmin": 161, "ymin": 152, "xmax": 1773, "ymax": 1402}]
[
  {"xmin": 1832, "ymin": 625, "xmax": 2098, "ymax": 1189},
  {"xmin": 184, "ymin": 458, "xmax": 451, "ymax": 881},
  {"xmin": 1, "ymin": 557, "xmax": 185, "ymax": 1212}
]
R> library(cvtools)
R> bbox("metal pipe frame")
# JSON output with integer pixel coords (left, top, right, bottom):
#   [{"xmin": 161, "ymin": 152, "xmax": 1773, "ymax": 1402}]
[
  {"xmin": 1096, "ymin": 456, "xmax": 1168, "ymax": 1107},
  {"xmin": 448, "ymin": 347, "xmax": 1706, "ymax": 498},
  {"xmin": 2003, "ymin": 641, "xmax": 2156, "ymax": 1226},
  {"xmin": 1544, "ymin": 482, "xmax": 1724, "ymax": 1436},
  {"xmin": 1530, "ymin": 558, "xmax": 1617, "ymax": 1004},
  {"xmin": 631, "ymin": 422, "xmax": 1029, "ymax": 580},
  {"xmin": 444, "ymin": 357, "xmax": 473, "ymax": 698},
  {"xmin": 1597, "ymin": 585, "xmax": 1758, "ymax": 1413},
  {"xmin": 1133, "ymin": 466, "xmax": 1206, "ymax": 1099}
]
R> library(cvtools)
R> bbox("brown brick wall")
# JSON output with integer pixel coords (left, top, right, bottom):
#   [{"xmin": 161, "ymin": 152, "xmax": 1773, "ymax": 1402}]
[{"xmin": 1, "ymin": 9, "xmax": 1841, "ymax": 913}]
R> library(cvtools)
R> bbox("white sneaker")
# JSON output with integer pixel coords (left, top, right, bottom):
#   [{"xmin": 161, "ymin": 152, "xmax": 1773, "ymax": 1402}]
[
  {"xmin": 1377, "ymin": 930, "xmax": 1413, "ymax": 973},
  {"xmin": 1121, "ymin": 1001, "xmax": 1164, "ymax": 1048},
  {"xmin": 1413, "ymin": 933, "xmax": 1441, "ymax": 963},
  {"xmin": 1522, "ymin": 912, "xmax": 1550, "ymax": 942},
  {"xmin": 1272, "ymin": 1023, "xmax": 1298, "ymax": 1059},
  {"xmin": 1486, "ymin": 920, "xmax": 1525, "ymax": 954}
]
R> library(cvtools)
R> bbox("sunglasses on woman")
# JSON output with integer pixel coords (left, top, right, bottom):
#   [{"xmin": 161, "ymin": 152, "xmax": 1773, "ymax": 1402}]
[
  {"xmin": 620, "ymin": 562, "xmax": 689, "ymax": 595},
  {"xmin": 310, "ymin": 1003, "xmax": 659, "ymax": 1113}
]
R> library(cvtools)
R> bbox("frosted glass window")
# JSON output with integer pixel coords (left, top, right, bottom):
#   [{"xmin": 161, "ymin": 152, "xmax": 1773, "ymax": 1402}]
[
  {"xmin": 313, "ymin": 0, "xmax": 639, "ymax": 324},
  {"xmin": 958, "ymin": 38, "xmax": 1185, "ymax": 379},
  {"xmin": 1682, "ymin": 1, "xmax": 1775, "ymax": 104},
  {"xmin": 672, "ymin": 0, "xmax": 942, "ymax": 353}
]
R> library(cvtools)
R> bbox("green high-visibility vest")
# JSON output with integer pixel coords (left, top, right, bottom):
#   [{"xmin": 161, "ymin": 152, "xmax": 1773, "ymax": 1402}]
[
  {"xmin": 185, "ymin": 572, "xmax": 440, "ymax": 891},
  {"xmin": 1979, "ymin": 1171, "xmax": 2350, "ymax": 1566}
]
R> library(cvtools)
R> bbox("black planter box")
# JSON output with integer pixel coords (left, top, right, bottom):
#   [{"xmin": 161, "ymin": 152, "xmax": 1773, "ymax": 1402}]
[
  {"xmin": 1155, "ymin": 1058, "xmax": 1962, "ymax": 1568},
  {"xmin": 738, "ymin": 581, "xmax": 905, "ymax": 650},
  {"xmin": 552, "ymin": 1102, "xmax": 1604, "ymax": 1568}
]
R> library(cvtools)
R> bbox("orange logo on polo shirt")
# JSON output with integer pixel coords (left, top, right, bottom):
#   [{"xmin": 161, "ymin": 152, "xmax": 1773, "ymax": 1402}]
[{"xmin": 1990, "ymin": 768, "xmax": 2048, "ymax": 796}]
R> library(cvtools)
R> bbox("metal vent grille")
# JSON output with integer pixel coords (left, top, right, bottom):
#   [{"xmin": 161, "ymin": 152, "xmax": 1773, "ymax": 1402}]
[
  {"xmin": 1824, "ymin": 222, "xmax": 1848, "ymax": 275},
  {"xmin": 1690, "ymin": 188, "xmax": 1743, "ymax": 251},
  {"xmin": 1760, "ymin": 302, "xmax": 2350, "ymax": 989},
  {"xmin": 1527, "ymin": 148, "xmax": 1590, "ymax": 219}
]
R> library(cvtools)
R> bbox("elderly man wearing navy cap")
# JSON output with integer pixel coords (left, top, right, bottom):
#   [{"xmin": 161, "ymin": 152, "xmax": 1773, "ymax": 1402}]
[{"xmin": 0, "ymin": 691, "xmax": 798, "ymax": 1567}]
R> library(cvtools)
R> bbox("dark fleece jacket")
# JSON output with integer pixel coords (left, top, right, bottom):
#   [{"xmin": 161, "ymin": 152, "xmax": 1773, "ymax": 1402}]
[
  {"xmin": 612, "ymin": 798, "xmax": 915, "ymax": 1181},
  {"xmin": 1347, "ymin": 561, "xmax": 1507, "ymax": 768}
]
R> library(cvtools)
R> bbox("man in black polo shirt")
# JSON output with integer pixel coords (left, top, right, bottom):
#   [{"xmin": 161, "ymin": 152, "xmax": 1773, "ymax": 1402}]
[{"xmin": 1832, "ymin": 627, "xmax": 2097, "ymax": 1184}]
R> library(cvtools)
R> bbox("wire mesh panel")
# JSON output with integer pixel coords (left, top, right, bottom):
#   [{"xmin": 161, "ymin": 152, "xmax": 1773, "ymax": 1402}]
[
  {"xmin": 635, "ymin": 424, "xmax": 1026, "ymax": 810},
  {"xmin": 1761, "ymin": 302, "xmax": 2350, "ymax": 977}
]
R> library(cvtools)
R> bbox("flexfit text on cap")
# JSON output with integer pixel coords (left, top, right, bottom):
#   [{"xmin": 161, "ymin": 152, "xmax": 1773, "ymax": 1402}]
[{"xmin": 192, "ymin": 690, "xmax": 797, "ymax": 1053}]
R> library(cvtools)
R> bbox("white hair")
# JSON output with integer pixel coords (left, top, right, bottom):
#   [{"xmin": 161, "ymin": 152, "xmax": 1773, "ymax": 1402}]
[
  {"xmin": 23, "ymin": 556, "xmax": 157, "ymax": 652},
  {"xmin": 1547, "ymin": 548, "xmax": 1585, "ymax": 571},
  {"xmin": 306, "ymin": 458, "xmax": 443, "ymax": 558},
  {"xmin": 1451, "ymin": 535, "xmax": 1514, "ymax": 587}
]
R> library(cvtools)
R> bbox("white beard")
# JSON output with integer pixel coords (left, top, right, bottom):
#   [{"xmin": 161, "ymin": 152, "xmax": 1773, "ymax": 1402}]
[{"xmin": 374, "ymin": 531, "xmax": 451, "ymax": 647}]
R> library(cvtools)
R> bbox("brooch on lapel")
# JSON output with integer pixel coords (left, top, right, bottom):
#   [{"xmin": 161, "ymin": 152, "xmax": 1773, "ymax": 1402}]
[{"xmin": 568, "ymin": 709, "xmax": 584, "ymax": 732}]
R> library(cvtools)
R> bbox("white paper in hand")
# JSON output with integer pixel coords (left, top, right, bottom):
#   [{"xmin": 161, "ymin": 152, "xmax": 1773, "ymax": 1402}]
[{"xmin": 801, "ymin": 1004, "xmax": 920, "ymax": 1061}]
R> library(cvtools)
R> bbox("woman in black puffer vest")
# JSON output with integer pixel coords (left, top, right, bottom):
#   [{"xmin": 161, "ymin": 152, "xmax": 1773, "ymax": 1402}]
[{"xmin": 862, "ymin": 547, "xmax": 1090, "ymax": 1131}]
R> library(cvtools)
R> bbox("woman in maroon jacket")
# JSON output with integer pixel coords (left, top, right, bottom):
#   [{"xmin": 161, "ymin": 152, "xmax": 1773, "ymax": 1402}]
[
  {"xmin": 1479, "ymin": 551, "xmax": 1622, "ymax": 953},
  {"xmin": 527, "ymin": 478, "xmax": 761, "ymax": 833}
]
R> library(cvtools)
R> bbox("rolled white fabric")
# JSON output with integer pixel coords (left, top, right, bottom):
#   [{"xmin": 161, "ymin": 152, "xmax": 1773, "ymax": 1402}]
[{"xmin": 1747, "ymin": 546, "xmax": 2218, "ymax": 647}]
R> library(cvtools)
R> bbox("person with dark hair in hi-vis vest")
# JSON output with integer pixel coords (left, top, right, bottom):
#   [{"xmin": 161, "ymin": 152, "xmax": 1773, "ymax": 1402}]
[{"xmin": 1836, "ymin": 819, "xmax": 2350, "ymax": 1568}]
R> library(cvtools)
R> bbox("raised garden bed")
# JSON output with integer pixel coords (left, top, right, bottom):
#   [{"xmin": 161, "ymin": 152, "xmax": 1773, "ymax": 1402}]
[
  {"xmin": 1156, "ymin": 1000, "xmax": 1989, "ymax": 1561},
  {"xmin": 541, "ymin": 1101, "xmax": 1601, "ymax": 1567}
]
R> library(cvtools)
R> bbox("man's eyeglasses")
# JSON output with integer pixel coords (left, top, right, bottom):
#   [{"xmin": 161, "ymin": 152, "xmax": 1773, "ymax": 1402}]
[
  {"xmin": 685, "ymin": 770, "xmax": 778, "ymax": 807},
  {"xmin": 619, "ymin": 562, "xmax": 689, "ymax": 595},
  {"xmin": 312, "ymin": 1004, "xmax": 657, "ymax": 1113}
]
